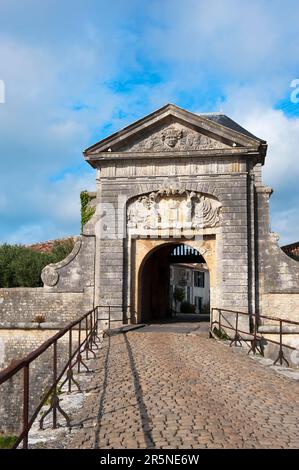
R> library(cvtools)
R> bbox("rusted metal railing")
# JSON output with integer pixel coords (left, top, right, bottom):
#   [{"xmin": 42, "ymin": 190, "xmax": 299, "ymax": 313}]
[
  {"xmin": 0, "ymin": 304, "xmax": 132, "ymax": 449},
  {"xmin": 211, "ymin": 307, "xmax": 299, "ymax": 367}
]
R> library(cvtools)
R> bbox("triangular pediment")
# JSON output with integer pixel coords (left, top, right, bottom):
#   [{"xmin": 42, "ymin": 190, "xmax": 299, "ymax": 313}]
[
  {"xmin": 84, "ymin": 104, "xmax": 266, "ymax": 157},
  {"xmin": 112, "ymin": 117, "xmax": 231, "ymax": 152}
]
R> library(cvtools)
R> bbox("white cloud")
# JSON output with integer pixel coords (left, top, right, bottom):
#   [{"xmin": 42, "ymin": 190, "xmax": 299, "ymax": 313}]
[
  {"xmin": 269, "ymin": 207, "xmax": 299, "ymax": 246},
  {"xmin": 222, "ymin": 99, "xmax": 299, "ymax": 245},
  {"xmin": 1, "ymin": 0, "xmax": 299, "ymax": 245},
  {"xmin": 232, "ymin": 108, "xmax": 299, "ymax": 189}
]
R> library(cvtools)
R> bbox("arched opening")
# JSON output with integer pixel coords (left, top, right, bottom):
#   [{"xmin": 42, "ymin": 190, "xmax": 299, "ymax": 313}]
[{"xmin": 139, "ymin": 243, "xmax": 210, "ymax": 323}]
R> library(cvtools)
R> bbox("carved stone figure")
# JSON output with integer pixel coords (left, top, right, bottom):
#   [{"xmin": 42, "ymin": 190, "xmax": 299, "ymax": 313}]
[
  {"xmin": 194, "ymin": 196, "xmax": 220, "ymax": 228},
  {"xmin": 161, "ymin": 126, "xmax": 183, "ymax": 148},
  {"xmin": 127, "ymin": 196, "xmax": 150, "ymax": 228},
  {"xmin": 119, "ymin": 123, "xmax": 230, "ymax": 152},
  {"xmin": 127, "ymin": 188, "xmax": 221, "ymax": 231}
]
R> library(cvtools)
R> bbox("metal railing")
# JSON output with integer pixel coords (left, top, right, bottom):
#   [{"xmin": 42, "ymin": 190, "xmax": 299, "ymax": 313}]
[
  {"xmin": 211, "ymin": 307, "xmax": 299, "ymax": 367},
  {"xmin": 0, "ymin": 305, "xmax": 132, "ymax": 449}
]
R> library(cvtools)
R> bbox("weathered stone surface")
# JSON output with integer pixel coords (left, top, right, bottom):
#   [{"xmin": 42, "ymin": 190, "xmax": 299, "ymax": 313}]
[
  {"xmin": 1, "ymin": 103, "xmax": 299, "ymax": 436},
  {"xmin": 64, "ymin": 330, "xmax": 299, "ymax": 449}
]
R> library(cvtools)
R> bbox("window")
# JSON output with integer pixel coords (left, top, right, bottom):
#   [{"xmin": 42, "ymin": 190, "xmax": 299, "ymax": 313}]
[{"xmin": 194, "ymin": 271, "xmax": 205, "ymax": 288}]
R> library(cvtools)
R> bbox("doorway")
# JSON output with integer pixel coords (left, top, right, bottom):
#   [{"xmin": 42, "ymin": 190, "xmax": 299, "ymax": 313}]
[{"xmin": 138, "ymin": 242, "xmax": 210, "ymax": 323}]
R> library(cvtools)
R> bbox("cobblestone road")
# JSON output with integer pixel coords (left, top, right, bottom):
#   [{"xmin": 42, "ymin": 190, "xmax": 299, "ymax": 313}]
[{"xmin": 67, "ymin": 324, "xmax": 299, "ymax": 449}]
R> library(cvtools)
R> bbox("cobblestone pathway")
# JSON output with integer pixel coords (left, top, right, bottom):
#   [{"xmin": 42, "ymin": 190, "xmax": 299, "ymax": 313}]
[{"xmin": 67, "ymin": 325, "xmax": 299, "ymax": 449}]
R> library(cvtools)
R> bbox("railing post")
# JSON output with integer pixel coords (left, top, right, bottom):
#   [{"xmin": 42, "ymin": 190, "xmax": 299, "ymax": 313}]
[
  {"xmin": 219, "ymin": 309, "xmax": 221, "ymax": 334},
  {"xmin": 279, "ymin": 319, "xmax": 283, "ymax": 365},
  {"xmin": 23, "ymin": 364, "xmax": 29, "ymax": 449},
  {"xmin": 85, "ymin": 317, "xmax": 89, "ymax": 360},
  {"xmin": 68, "ymin": 328, "xmax": 72, "ymax": 393},
  {"xmin": 96, "ymin": 307, "xmax": 99, "ymax": 334},
  {"xmin": 89, "ymin": 312, "xmax": 93, "ymax": 351},
  {"xmin": 230, "ymin": 311, "xmax": 242, "ymax": 347},
  {"xmin": 273, "ymin": 319, "xmax": 289, "ymax": 366},
  {"xmin": 53, "ymin": 340, "xmax": 57, "ymax": 429},
  {"xmin": 78, "ymin": 320, "xmax": 81, "ymax": 373},
  {"xmin": 252, "ymin": 315, "xmax": 257, "ymax": 354},
  {"xmin": 248, "ymin": 313, "xmax": 259, "ymax": 356},
  {"xmin": 109, "ymin": 306, "xmax": 111, "ymax": 330}
]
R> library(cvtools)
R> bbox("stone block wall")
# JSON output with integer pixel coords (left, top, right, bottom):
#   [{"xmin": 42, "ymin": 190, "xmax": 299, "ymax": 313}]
[
  {"xmin": 97, "ymin": 170, "xmax": 251, "ymax": 319},
  {"xmin": 0, "ymin": 232, "xmax": 96, "ymax": 434},
  {"xmin": 0, "ymin": 329, "xmax": 75, "ymax": 434},
  {"xmin": 261, "ymin": 293, "xmax": 299, "ymax": 322},
  {"xmin": 256, "ymin": 186, "xmax": 299, "ymax": 324},
  {"xmin": 0, "ymin": 289, "xmax": 87, "ymax": 324}
]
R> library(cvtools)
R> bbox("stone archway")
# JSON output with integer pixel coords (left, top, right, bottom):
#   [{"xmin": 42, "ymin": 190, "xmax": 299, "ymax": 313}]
[
  {"xmin": 125, "ymin": 185, "xmax": 222, "ymax": 323},
  {"xmin": 130, "ymin": 237, "xmax": 217, "ymax": 323}
]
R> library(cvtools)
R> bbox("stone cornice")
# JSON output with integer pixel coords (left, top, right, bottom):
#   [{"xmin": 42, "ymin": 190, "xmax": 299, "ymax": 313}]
[{"xmin": 85, "ymin": 147, "xmax": 265, "ymax": 168}]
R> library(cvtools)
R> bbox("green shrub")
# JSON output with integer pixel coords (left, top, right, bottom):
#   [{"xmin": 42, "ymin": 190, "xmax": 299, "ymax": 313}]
[
  {"xmin": 201, "ymin": 303, "xmax": 210, "ymax": 315},
  {"xmin": 173, "ymin": 287, "xmax": 185, "ymax": 303},
  {"xmin": 212, "ymin": 327, "xmax": 230, "ymax": 340},
  {"xmin": 180, "ymin": 301, "xmax": 195, "ymax": 313},
  {"xmin": 80, "ymin": 191, "xmax": 95, "ymax": 231},
  {"xmin": 0, "ymin": 435, "xmax": 17, "ymax": 449},
  {"xmin": 0, "ymin": 240, "xmax": 74, "ymax": 288}
]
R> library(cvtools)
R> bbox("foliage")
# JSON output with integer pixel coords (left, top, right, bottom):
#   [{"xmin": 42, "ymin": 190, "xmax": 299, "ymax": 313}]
[
  {"xmin": 201, "ymin": 303, "xmax": 210, "ymax": 315},
  {"xmin": 34, "ymin": 314, "xmax": 45, "ymax": 323},
  {"xmin": 80, "ymin": 191, "xmax": 95, "ymax": 231},
  {"xmin": 212, "ymin": 327, "xmax": 230, "ymax": 340},
  {"xmin": 0, "ymin": 435, "xmax": 17, "ymax": 449},
  {"xmin": 0, "ymin": 240, "xmax": 74, "ymax": 288},
  {"xmin": 180, "ymin": 301, "xmax": 195, "ymax": 313},
  {"xmin": 173, "ymin": 287, "xmax": 185, "ymax": 303},
  {"xmin": 41, "ymin": 385, "xmax": 62, "ymax": 407}
]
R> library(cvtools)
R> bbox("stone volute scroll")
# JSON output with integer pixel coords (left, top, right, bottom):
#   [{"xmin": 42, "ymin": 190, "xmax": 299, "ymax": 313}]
[
  {"xmin": 41, "ymin": 265, "xmax": 59, "ymax": 287},
  {"xmin": 127, "ymin": 187, "xmax": 221, "ymax": 232},
  {"xmin": 41, "ymin": 237, "xmax": 82, "ymax": 287}
]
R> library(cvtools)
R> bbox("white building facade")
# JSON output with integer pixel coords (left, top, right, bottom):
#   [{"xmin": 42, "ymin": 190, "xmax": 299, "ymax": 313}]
[{"xmin": 170, "ymin": 263, "xmax": 210, "ymax": 313}]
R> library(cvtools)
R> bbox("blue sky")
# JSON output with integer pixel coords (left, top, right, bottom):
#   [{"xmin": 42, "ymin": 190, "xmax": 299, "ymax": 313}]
[{"xmin": 0, "ymin": 0, "xmax": 299, "ymax": 245}]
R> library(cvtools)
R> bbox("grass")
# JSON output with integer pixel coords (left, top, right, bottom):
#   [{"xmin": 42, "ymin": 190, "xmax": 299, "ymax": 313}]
[
  {"xmin": 41, "ymin": 385, "xmax": 63, "ymax": 407},
  {"xmin": 0, "ymin": 435, "xmax": 17, "ymax": 449},
  {"xmin": 212, "ymin": 326, "xmax": 230, "ymax": 341}
]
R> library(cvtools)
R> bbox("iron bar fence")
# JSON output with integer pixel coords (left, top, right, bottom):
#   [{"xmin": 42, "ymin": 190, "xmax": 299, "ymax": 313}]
[
  {"xmin": 211, "ymin": 307, "xmax": 299, "ymax": 368},
  {"xmin": 0, "ymin": 304, "xmax": 133, "ymax": 449}
]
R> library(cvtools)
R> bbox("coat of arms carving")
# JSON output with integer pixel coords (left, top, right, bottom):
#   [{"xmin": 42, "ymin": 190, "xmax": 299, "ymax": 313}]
[{"xmin": 127, "ymin": 188, "xmax": 221, "ymax": 232}]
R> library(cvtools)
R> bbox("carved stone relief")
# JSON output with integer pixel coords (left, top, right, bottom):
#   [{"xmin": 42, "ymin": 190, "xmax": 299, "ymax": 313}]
[
  {"xmin": 118, "ymin": 123, "xmax": 230, "ymax": 152},
  {"xmin": 41, "ymin": 237, "xmax": 82, "ymax": 287},
  {"xmin": 41, "ymin": 266, "xmax": 59, "ymax": 287},
  {"xmin": 127, "ymin": 188, "xmax": 221, "ymax": 231}
]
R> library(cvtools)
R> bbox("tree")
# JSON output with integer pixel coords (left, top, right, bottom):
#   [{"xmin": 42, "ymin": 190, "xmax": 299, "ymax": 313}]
[
  {"xmin": 0, "ymin": 240, "xmax": 74, "ymax": 288},
  {"xmin": 173, "ymin": 287, "xmax": 185, "ymax": 313}
]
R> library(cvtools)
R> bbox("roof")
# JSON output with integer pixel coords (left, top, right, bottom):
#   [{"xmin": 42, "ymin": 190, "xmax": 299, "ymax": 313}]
[
  {"xmin": 281, "ymin": 242, "xmax": 299, "ymax": 253},
  {"xmin": 202, "ymin": 113, "xmax": 261, "ymax": 141},
  {"xmin": 84, "ymin": 103, "xmax": 267, "ymax": 164}
]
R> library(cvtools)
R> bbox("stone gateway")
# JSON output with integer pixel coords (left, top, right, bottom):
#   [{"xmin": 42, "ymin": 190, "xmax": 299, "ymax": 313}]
[
  {"xmin": 2, "ymin": 104, "xmax": 299, "ymax": 328},
  {"xmin": 1, "ymin": 103, "xmax": 299, "ymax": 391}
]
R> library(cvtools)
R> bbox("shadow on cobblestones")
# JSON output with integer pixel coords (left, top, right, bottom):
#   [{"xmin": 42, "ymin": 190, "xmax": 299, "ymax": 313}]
[
  {"xmin": 123, "ymin": 334, "xmax": 154, "ymax": 448},
  {"xmin": 94, "ymin": 336, "xmax": 111, "ymax": 449},
  {"xmin": 65, "ymin": 330, "xmax": 299, "ymax": 449}
]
